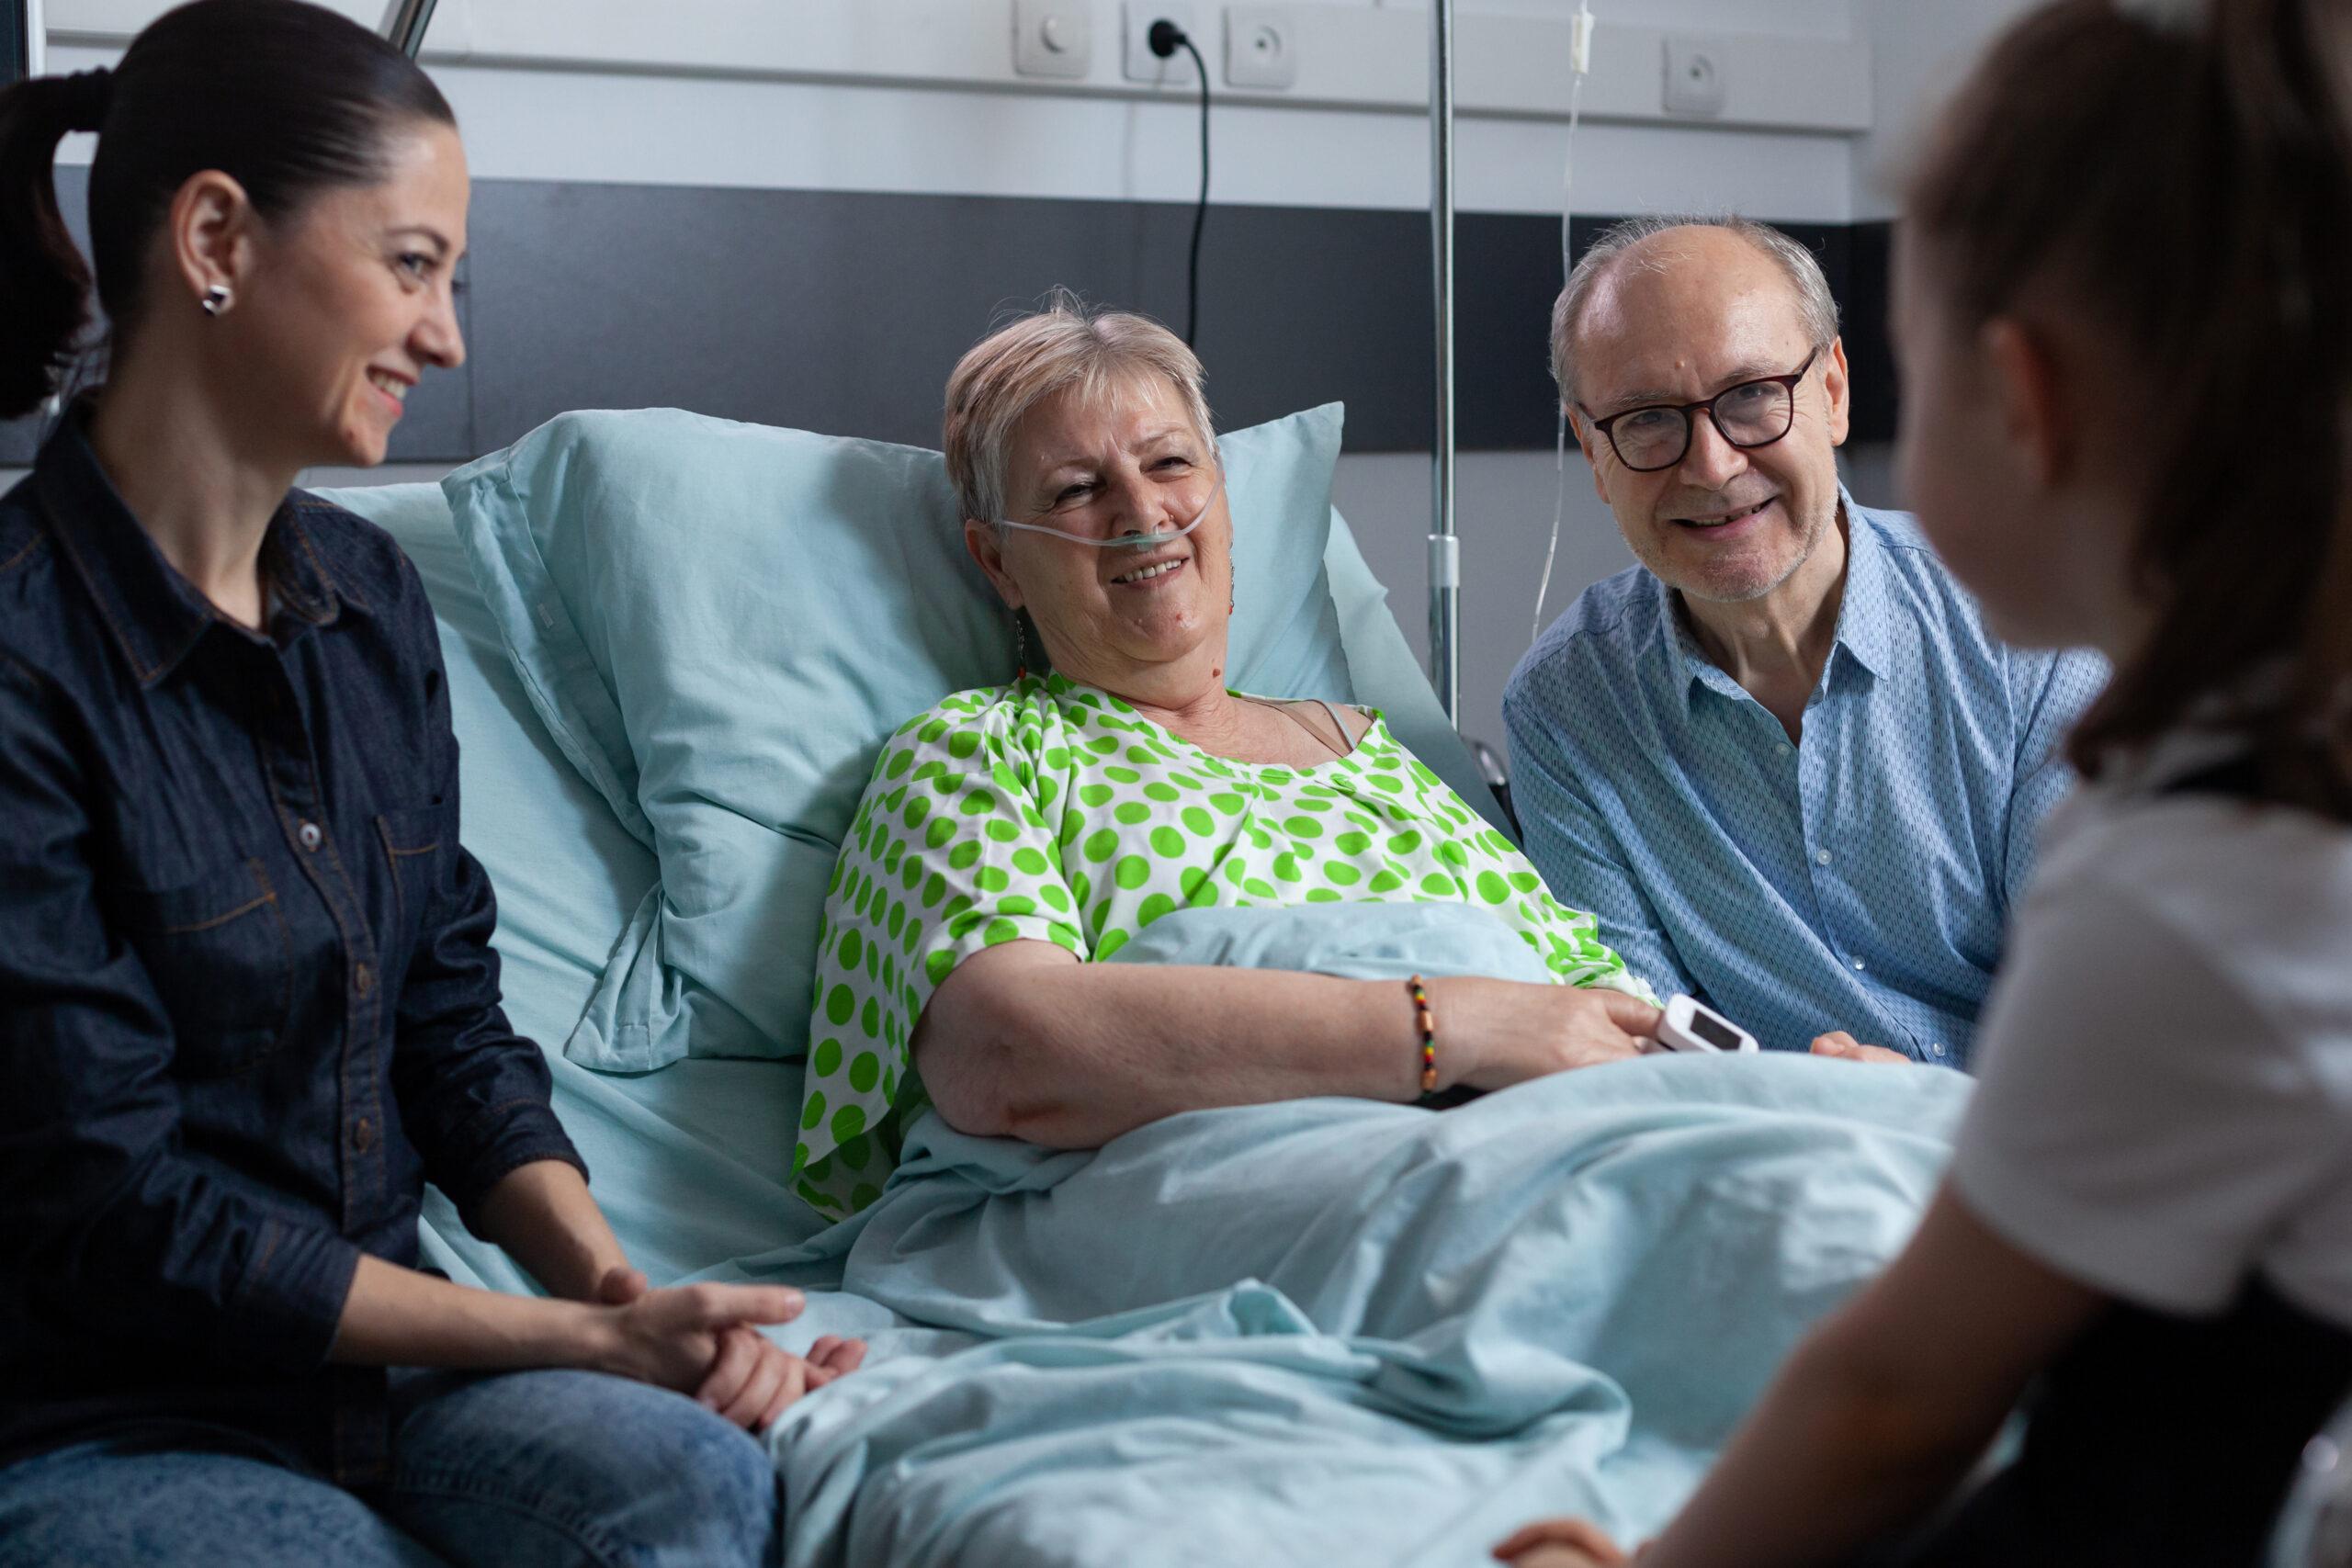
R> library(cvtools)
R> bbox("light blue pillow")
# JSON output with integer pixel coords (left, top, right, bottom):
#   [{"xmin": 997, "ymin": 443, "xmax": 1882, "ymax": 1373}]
[
  {"xmin": 310, "ymin": 480, "xmax": 660, "ymax": 1049},
  {"xmin": 442, "ymin": 403, "xmax": 1351, "ymax": 1071}
]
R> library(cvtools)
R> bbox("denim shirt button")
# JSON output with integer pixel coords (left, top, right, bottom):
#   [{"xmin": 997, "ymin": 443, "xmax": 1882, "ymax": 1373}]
[
  {"xmin": 351, "ymin": 1118, "xmax": 375, "ymax": 1154},
  {"xmin": 353, "ymin": 962, "xmax": 374, "ymax": 997},
  {"xmin": 298, "ymin": 819, "xmax": 322, "ymax": 852}
]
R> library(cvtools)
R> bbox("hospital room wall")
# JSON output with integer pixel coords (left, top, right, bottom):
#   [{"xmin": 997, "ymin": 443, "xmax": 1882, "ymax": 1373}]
[{"xmin": 9, "ymin": 0, "xmax": 2010, "ymax": 744}]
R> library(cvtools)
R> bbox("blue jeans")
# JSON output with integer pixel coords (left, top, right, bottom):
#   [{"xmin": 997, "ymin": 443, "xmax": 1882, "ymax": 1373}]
[{"xmin": 0, "ymin": 1370, "xmax": 778, "ymax": 1568}]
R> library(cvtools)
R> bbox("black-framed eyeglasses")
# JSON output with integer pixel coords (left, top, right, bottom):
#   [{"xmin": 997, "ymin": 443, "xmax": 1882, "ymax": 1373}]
[{"xmin": 1581, "ymin": 346, "xmax": 1825, "ymax": 473}]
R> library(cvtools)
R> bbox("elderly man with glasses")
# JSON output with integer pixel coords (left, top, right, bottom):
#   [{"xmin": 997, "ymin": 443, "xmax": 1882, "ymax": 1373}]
[{"xmin": 1503, "ymin": 216, "xmax": 2106, "ymax": 1068}]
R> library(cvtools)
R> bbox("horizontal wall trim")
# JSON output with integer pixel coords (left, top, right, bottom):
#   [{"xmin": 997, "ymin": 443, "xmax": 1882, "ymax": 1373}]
[
  {"xmin": 1, "ymin": 178, "xmax": 1898, "ymax": 467},
  {"xmin": 46, "ymin": 0, "xmax": 1871, "ymax": 134}
]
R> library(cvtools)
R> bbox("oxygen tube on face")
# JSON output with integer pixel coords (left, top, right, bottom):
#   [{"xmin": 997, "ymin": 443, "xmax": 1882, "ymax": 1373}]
[{"xmin": 994, "ymin": 473, "xmax": 1227, "ymax": 550}]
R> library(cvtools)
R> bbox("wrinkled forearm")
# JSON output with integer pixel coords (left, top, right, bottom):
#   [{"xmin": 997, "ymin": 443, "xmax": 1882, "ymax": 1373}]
[{"xmin": 913, "ymin": 951, "xmax": 1440, "ymax": 1146}]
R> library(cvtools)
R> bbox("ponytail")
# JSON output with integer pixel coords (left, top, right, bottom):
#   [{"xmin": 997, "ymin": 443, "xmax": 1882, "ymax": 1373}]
[
  {"xmin": 0, "ymin": 1, "xmax": 452, "ymax": 427},
  {"xmin": 0, "ymin": 69, "xmax": 111, "ymax": 421},
  {"xmin": 1906, "ymin": 0, "xmax": 2352, "ymax": 820}
]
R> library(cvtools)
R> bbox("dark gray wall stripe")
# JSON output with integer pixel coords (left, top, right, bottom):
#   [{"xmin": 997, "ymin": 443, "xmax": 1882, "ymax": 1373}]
[{"xmin": 3, "ymin": 171, "xmax": 1899, "ymax": 466}]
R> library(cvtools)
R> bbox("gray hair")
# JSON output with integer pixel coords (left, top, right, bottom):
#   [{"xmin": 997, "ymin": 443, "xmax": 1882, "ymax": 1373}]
[
  {"xmin": 944, "ymin": 290, "xmax": 1215, "ymax": 526},
  {"xmin": 1548, "ymin": 214, "xmax": 1840, "ymax": 410}
]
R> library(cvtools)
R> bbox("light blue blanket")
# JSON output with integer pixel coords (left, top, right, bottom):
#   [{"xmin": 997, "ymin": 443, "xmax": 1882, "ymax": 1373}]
[{"xmin": 708, "ymin": 908, "xmax": 1971, "ymax": 1566}]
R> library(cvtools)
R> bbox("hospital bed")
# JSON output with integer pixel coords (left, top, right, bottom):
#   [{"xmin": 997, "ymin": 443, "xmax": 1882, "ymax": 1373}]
[{"xmin": 316, "ymin": 406, "xmax": 1970, "ymax": 1566}]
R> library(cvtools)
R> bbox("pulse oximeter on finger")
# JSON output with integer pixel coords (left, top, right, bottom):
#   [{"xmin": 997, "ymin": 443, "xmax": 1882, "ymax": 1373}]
[{"xmin": 1651, "ymin": 994, "xmax": 1759, "ymax": 1055}]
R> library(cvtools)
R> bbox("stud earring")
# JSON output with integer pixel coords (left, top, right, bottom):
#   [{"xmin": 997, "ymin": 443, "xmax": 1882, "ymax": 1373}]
[{"xmin": 199, "ymin": 284, "xmax": 232, "ymax": 318}]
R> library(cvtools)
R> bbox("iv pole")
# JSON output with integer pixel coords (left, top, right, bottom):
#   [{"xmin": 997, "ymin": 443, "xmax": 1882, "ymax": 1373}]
[
  {"xmin": 1427, "ymin": 0, "xmax": 1461, "ymax": 727},
  {"xmin": 380, "ymin": 0, "xmax": 439, "ymax": 59}
]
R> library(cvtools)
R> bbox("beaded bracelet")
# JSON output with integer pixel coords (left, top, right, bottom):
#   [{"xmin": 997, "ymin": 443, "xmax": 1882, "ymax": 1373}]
[{"xmin": 1408, "ymin": 974, "xmax": 1437, "ymax": 1094}]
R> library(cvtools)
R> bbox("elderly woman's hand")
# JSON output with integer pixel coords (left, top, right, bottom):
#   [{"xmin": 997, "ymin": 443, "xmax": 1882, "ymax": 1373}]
[{"xmin": 1437, "ymin": 978, "xmax": 1661, "ymax": 1090}]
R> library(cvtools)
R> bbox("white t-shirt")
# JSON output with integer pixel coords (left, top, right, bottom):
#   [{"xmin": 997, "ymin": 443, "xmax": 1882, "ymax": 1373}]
[{"xmin": 1951, "ymin": 731, "xmax": 2352, "ymax": 1329}]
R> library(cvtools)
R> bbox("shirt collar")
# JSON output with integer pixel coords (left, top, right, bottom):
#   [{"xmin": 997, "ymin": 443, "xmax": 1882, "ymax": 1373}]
[
  {"xmin": 1654, "ymin": 488, "xmax": 1895, "ymax": 716},
  {"xmin": 33, "ymin": 407, "xmax": 345, "ymax": 688},
  {"xmin": 1826, "ymin": 487, "xmax": 1898, "ymax": 683}
]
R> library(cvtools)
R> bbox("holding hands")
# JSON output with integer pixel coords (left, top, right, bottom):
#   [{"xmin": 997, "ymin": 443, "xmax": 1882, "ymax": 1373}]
[{"xmin": 588, "ymin": 1265, "xmax": 867, "ymax": 1432}]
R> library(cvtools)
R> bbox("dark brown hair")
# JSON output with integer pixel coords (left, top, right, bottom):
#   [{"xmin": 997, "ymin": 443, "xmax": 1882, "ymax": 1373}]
[
  {"xmin": 1908, "ymin": 0, "xmax": 2352, "ymax": 819},
  {"xmin": 0, "ymin": 0, "xmax": 454, "ymax": 421}
]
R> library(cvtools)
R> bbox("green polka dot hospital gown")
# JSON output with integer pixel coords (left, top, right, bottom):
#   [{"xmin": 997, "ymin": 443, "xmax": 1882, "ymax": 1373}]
[{"xmin": 793, "ymin": 672, "xmax": 1652, "ymax": 1215}]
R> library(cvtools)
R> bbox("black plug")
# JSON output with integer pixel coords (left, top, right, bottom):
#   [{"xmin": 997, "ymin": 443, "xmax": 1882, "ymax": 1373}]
[{"xmin": 1148, "ymin": 18, "xmax": 1189, "ymax": 58}]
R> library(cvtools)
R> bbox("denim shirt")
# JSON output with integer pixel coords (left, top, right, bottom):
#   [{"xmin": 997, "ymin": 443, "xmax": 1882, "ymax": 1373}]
[{"xmin": 0, "ymin": 413, "xmax": 582, "ymax": 1485}]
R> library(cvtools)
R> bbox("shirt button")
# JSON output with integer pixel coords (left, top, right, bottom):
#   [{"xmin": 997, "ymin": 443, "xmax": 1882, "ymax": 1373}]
[
  {"xmin": 1932, "ymin": 1043, "xmax": 1948, "ymax": 1056},
  {"xmin": 1815, "ymin": 848, "xmax": 1833, "ymax": 866},
  {"xmin": 351, "ymin": 1117, "xmax": 376, "ymax": 1153},
  {"xmin": 298, "ymin": 820, "xmax": 322, "ymax": 852},
  {"xmin": 1852, "ymin": 958, "xmax": 1867, "ymax": 971},
  {"xmin": 1777, "ymin": 742, "xmax": 1793, "ymax": 758},
  {"xmin": 354, "ymin": 962, "xmax": 374, "ymax": 997}
]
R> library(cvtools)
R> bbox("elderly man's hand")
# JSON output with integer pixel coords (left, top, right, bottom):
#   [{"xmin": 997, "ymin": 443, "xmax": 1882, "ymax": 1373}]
[
  {"xmin": 1493, "ymin": 1517, "xmax": 1633, "ymax": 1566},
  {"xmin": 1809, "ymin": 1031, "xmax": 1911, "ymax": 1065}
]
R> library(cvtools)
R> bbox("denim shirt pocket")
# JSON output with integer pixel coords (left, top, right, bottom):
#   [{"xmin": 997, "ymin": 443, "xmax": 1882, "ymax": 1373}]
[
  {"xmin": 110, "ymin": 857, "xmax": 297, "ymax": 1078},
  {"xmin": 376, "ymin": 805, "xmax": 448, "ymax": 935}
]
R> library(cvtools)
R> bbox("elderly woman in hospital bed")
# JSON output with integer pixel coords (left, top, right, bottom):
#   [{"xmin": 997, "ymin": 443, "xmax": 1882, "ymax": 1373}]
[{"xmin": 788, "ymin": 299, "xmax": 1664, "ymax": 1213}]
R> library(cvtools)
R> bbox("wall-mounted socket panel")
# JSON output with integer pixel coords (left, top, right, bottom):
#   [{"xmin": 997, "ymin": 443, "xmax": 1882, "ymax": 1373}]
[
  {"xmin": 1123, "ymin": 1, "xmax": 1201, "ymax": 85},
  {"xmin": 1012, "ymin": 0, "xmax": 1092, "ymax": 79},
  {"xmin": 45, "ymin": 4, "xmax": 1869, "ymax": 134},
  {"xmin": 1224, "ymin": 4, "xmax": 1298, "ymax": 91},
  {"xmin": 1662, "ymin": 34, "xmax": 1728, "ymax": 117}
]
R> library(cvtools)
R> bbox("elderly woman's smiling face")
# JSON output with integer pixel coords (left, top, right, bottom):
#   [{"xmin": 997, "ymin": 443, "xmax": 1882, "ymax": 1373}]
[{"xmin": 969, "ymin": 374, "xmax": 1234, "ymax": 696}]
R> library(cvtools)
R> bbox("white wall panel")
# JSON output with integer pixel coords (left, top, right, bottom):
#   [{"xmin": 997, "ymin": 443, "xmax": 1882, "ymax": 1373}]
[
  {"xmin": 1850, "ymin": 0, "xmax": 2035, "ymax": 218},
  {"xmin": 49, "ymin": 0, "xmax": 1866, "ymax": 218},
  {"xmin": 51, "ymin": 0, "xmax": 1868, "ymax": 129}
]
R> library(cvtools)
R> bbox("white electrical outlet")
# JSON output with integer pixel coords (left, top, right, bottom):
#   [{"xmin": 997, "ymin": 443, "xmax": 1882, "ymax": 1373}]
[
  {"xmin": 1224, "ymin": 4, "xmax": 1299, "ymax": 90},
  {"xmin": 1663, "ymin": 35, "xmax": 1728, "ymax": 117},
  {"xmin": 1013, "ymin": 0, "xmax": 1093, "ymax": 79},
  {"xmin": 1123, "ymin": 1, "xmax": 1201, "ymax": 85}
]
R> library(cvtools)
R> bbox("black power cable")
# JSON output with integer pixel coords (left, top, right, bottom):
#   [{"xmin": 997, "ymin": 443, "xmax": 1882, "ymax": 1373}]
[{"xmin": 1148, "ymin": 19, "xmax": 1210, "ymax": 348}]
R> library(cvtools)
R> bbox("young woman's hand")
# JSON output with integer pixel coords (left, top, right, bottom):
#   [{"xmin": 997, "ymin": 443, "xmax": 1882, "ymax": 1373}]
[
  {"xmin": 1492, "ymin": 1517, "xmax": 1633, "ymax": 1566},
  {"xmin": 591, "ymin": 1281, "xmax": 807, "ymax": 1394},
  {"xmin": 591, "ymin": 1265, "xmax": 866, "ymax": 1428},
  {"xmin": 1442, "ymin": 978, "xmax": 1662, "ymax": 1090}
]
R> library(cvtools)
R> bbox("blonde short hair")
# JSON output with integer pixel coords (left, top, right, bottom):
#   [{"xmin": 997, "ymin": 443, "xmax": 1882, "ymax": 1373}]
[{"xmin": 944, "ymin": 293, "xmax": 1215, "ymax": 525}]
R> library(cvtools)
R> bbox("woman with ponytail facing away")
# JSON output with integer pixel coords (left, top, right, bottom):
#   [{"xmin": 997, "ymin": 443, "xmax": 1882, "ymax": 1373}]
[
  {"xmin": 0, "ymin": 6, "xmax": 857, "ymax": 1565},
  {"xmin": 1497, "ymin": 1, "xmax": 2352, "ymax": 1565}
]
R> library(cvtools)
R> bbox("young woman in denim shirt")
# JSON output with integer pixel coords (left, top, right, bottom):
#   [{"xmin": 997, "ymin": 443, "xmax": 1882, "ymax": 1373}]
[{"xmin": 0, "ymin": 6, "xmax": 858, "ymax": 1563}]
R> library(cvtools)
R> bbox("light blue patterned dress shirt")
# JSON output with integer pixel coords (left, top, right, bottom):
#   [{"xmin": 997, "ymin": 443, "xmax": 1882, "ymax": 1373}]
[{"xmin": 1502, "ymin": 495, "xmax": 2107, "ymax": 1067}]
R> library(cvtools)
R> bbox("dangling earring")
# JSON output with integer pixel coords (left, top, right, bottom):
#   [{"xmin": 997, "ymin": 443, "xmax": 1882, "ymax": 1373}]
[
  {"xmin": 199, "ymin": 284, "xmax": 232, "ymax": 318},
  {"xmin": 1012, "ymin": 609, "xmax": 1032, "ymax": 682}
]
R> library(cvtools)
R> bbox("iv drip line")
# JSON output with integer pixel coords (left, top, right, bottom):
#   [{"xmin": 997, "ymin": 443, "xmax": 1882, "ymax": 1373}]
[{"xmin": 1533, "ymin": 0, "xmax": 1594, "ymax": 647}]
